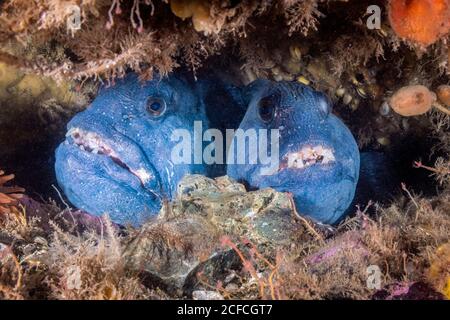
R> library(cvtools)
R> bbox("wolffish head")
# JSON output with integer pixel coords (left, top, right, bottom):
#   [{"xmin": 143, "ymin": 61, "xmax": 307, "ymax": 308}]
[
  {"xmin": 55, "ymin": 74, "xmax": 208, "ymax": 226},
  {"xmin": 227, "ymin": 80, "xmax": 360, "ymax": 224}
]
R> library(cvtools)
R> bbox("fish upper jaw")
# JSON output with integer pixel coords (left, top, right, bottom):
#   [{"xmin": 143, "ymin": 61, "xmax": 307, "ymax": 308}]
[{"xmin": 65, "ymin": 126, "xmax": 163, "ymax": 198}]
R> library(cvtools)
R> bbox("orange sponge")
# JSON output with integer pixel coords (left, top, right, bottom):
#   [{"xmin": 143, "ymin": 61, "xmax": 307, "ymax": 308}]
[
  {"xmin": 389, "ymin": 85, "xmax": 436, "ymax": 116},
  {"xmin": 388, "ymin": 0, "xmax": 450, "ymax": 47}
]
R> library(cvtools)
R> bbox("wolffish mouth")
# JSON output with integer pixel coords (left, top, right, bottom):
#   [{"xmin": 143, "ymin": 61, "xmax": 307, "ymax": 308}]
[
  {"xmin": 280, "ymin": 145, "xmax": 336, "ymax": 171},
  {"xmin": 66, "ymin": 127, "xmax": 153, "ymax": 186}
]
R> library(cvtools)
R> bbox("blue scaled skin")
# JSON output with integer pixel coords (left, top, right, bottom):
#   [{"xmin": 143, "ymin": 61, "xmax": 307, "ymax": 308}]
[
  {"xmin": 227, "ymin": 80, "xmax": 360, "ymax": 224},
  {"xmin": 55, "ymin": 73, "xmax": 210, "ymax": 226}
]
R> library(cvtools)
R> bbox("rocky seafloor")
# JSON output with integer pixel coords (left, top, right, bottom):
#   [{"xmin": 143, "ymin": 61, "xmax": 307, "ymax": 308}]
[{"xmin": 0, "ymin": 0, "xmax": 450, "ymax": 300}]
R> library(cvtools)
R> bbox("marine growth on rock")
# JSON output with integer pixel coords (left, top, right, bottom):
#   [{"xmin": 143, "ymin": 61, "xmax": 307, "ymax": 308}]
[{"xmin": 389, "ymin": 85, "xmax": 435, "ymax": 116}]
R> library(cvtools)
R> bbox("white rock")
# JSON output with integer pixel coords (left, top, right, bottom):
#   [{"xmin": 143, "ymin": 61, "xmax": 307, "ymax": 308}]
[{"xmin": 192, "ymin": 290, "xmax": 224, "ymax": 300}]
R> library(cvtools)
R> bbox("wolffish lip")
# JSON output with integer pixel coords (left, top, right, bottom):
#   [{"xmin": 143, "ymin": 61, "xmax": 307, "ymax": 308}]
[
  {"xmin": 66, "ymin": 127, "xmax": 154, "ymax": 186},
  {"xmin": 279, "ymin": 144, "xmax": 336, "ymax": 171}
]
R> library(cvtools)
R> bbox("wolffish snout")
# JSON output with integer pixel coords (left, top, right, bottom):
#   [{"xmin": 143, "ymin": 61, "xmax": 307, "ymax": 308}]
[
  {"xmin": 55, "ymin": 73, "xmax": 211, "ymax": 226},
  {"xmin": 227, "ymin": 81, "xmax": 360, "ymax": 225},
  {"xmin": 66, "ymin": 127, "xmax": 158, "ymax": 188}
]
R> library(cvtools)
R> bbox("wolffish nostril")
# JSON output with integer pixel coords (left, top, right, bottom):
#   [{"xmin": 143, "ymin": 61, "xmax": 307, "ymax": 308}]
[{"xmin": 317, "ymin": 95, "xmax": 332, "ymax": 118}]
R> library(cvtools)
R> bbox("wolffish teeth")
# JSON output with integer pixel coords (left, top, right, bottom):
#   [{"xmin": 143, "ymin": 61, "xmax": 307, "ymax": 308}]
[
  {"xmin": 303, "ymin": 147, "xmax": 315, "ymax": 159},
  {"xmin": 132, "ymin": 168, "xmax": 153, "ymax": 184},
  {"xmin": 312, "ymin": 146, "xmax": 335, "ymax": 164},
  {"xmin": 65, "ymin": 127, "xmax": 78, "ymax": 138},
  {"xmin": 288, "ymin": 154, "xmax": 305, "ymax": 168},
  {"xmin": 288, "ymin": 159, "xmax": 305, "ymax": 169},
  {"xmin": 286, "ymin": 145, "xmax": 335, "ymax": 169},
  {"xmin": 66, "ymin": 128, "xmax": 154, "ymax": 186},
  {"xmin": 68, "ymin": 127, "xmax": 118, "ymax": 158}
]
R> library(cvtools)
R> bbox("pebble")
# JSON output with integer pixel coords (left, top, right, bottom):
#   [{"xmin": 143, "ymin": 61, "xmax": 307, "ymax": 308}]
[{"xmin": 192, "ymin": 290, "xmax": 225, "ymax": 300}]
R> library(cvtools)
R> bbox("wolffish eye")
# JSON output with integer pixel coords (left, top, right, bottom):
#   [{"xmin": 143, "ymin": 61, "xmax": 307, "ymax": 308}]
[
  {"xmin": 146, "ymin": 97, "xmax": 167, "ymax": 117},
  {"xmin": 258, "ymin": 93, "xmax": 279, "ymax": 123}
]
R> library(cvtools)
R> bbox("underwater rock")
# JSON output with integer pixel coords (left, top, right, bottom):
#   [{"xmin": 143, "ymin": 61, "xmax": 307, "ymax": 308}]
[
  {"xmin": 171, "ymin": 175, "xmax": 305, "ymax": 246},
  {"xmin": 183, "ymin": 248, "xmax": 242, "ymax": 296},
  {"xmin": 18, "ymin": 196, "xmax": 119, "ymax": 235},
  {"xmin": 0, "ymin": 242, "xmax": 7, "ymax": 256},
  {"xmin": 0, "ymin": 61, "xmax": 89, "ymax": 198},
  {"xmin": 426, "ymin": 243, "xmax": 450, "ymax": 299},
  {"xmin": 170, "ymin": 0, "xmax": 226, "ymax": 35},
  {"xmin": 304, "ymin": 231, "xmax": 367, "ymax": 266},
  {"xmin": 373, "ymin": 281, "xmax": 445, "ymax": 300},
  {"xmin": 227, "ymin": 80, "xmax": 360, "ymax": 224},
  {"xmin": 124, "ymin": 174, "xmax": 308, "ymax": 294},
  {"xmin": 0, "ymin": 242, "xmax": 9, "ymax": 260},
  {"xmin": 0, "ymin": 62, "xmax": 87, "ymax": 159},
  {"xmin": 125, "ymin": 215, "xmax": 220, "ymax": 295},
  {"xmin": 192, "ymin": 290, "xmax": 224, "ymax": 300}
]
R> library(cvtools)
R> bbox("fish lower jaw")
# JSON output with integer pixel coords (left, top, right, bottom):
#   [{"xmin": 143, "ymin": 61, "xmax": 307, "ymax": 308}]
[
  {"xmin": 66, "ymin": 127, "xmax": 154, "ymax": 186},
  {"xmin": 284, "ymin": 145, "xmax": 336, "ymax": 170}
]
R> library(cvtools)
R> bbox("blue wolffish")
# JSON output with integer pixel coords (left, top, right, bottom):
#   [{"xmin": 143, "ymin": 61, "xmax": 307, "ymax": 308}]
[
  {"xmin": 55, "ymin": 73, "xmax": 216, "ymax": 226},
  {"xmin": 55, "ymin": 72, "xmax": 360, "ymax": 226},
  {"xmin": 227, "ymin": 80, "xmax": 360, "ymax": 224}
]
